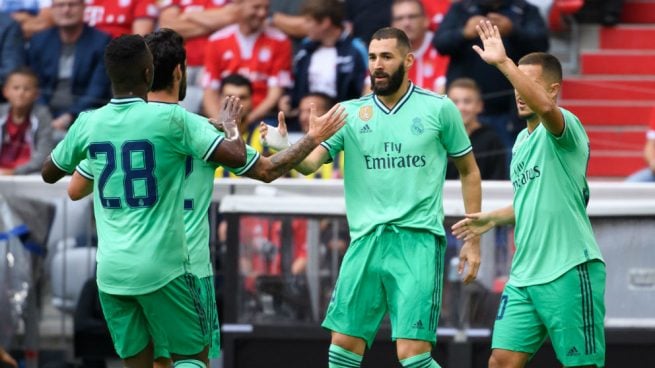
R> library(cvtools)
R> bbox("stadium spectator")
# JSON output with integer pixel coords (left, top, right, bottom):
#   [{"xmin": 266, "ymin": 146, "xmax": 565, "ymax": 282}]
[
  {"xmin": 202, "ymin": 0, "xmax": 292, "ymax": 125},
  {"xmin": 392, "ymin": 0, "xmax": 448, "ymax": 93},
  {"xmin": 0, "ymin": 14, "xmax": 26, "ymax": 91},
  {"xmin": 27, "ymin": 0, "xmax": 111, "ymax": 137},
  {"xmin": 344, "ymin": 0, "xmax": 393, "ymax": 44},
  {"xmin": 268, "ymin": 0, "xmax": 307, "ymax": 40},
  {"xmin": 445, "ymin": 78, "xmax": 507, "ymax": 180},
  {"xmin": 214, "ymin": 74, "xmax": 268, "ymax": 179},
  {"xmin": 83, "ymin": 0, "xmax": 158, "ymax": 38},
  {"xmin": 289, "ymin": 0, "xmax": 367, "ymax": 110},
  {"xmin": 2, "ymin": 0, "xmax": 53, "ymax": 38},
  {"xmin": 625, "ymin": 108, "xmax": 655, "ymax": 182},
  {"xmin": 421, "ymin": 0, "xmax": 451, "ymax": 31},
  {"xmin": 434, "ymin": 0, "xmax": 549, "ymax": 148},
  {"xmin": 158, "ymin": 0, "xmax": 239, "ymax": 113},
  {"xmin": 0, "ymin": 67, "xmax": 54, "ymax": 175}
]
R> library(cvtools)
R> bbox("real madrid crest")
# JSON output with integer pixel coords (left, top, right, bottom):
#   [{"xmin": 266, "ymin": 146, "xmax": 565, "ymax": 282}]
[
  {"xmin": 411, "ymin": 117, "xmax": 424, "ymax": 135},
  {"xmin": 359, "ymin": 105, "xmax": 373, "ymax": 121}
]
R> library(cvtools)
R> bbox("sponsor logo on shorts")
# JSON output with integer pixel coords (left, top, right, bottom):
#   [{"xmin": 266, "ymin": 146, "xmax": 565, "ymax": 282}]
[
  {"xmin": 566, "ymin": 346, "xmax": 580, "ymax": 357},
  {"xmin": 412, "ymin": 320, "xmax": 425, "ymax": 330}
]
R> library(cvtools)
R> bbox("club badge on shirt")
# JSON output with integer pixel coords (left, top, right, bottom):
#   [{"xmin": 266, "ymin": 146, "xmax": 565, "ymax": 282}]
[{"xmin": 359, "ymin": 105, "xmax": 373, "ymax": 121}]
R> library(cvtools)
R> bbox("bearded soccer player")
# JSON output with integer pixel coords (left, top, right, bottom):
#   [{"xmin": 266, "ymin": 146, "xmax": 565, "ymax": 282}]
[
  {"xmin": 264, "ymin": 27, "xmax": 482, "ymax": 367},
  {"xmin": 452, "ymin": 20, "xmax": 606, "ymax": 368}
]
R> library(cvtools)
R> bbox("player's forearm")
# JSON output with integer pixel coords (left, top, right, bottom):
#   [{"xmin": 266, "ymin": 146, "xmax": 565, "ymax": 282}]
[
  {"xmin": 246, "ymin": 135, "xmax": 320, "ymax": 182},
  {"xmin": 41, "ymin": 156, "xmax": 67, "ymax": 184},
  {"xmin": 460, "ymin": 167, "xmax": 482, "ymax": 216},
  {"xmin": 489, "ymin": 205, "xmax": 515, "ymax": 226}
]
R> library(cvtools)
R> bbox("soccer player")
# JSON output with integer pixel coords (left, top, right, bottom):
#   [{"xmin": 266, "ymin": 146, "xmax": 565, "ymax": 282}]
[
  {"xmin": 452, "ymin": 20, "xmax": 606, "ymax": 368},
  {"xmin": 41, "ymin": 34, "xmax": 246, "ymax": 368},
  {"xmin": 264, "ymin": 27, "xmax": 482, "ymax": 367}
]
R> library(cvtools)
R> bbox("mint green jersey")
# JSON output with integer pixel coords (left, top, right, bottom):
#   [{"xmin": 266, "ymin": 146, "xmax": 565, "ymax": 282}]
[
  {"xmin": 509, "ymin": 107, "xmax": 603, "ymax": 287},
  {"xmin": 322, "ymin": 83, "xmax": 472, "ymax": 241},
  {"xmin": 52, "ymin": 98, "xmax": 223, "ymax": 295},
  {"xmin": 182, "ymin": 143, "xmax": 260, "ymax": 278}
]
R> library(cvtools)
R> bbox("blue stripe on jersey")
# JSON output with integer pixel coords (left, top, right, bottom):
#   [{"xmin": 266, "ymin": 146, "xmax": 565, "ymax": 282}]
[
  {"xmin": 233, "ymin": 151, "xmax": 261, "ymax": 176},
  {"xmin": 76, "ymin": 165, "xmax": 94, "ymax": 179},
  {"xmin": 201, "ymin": 136, "xmax": 224, "ymax": 161},
  {"xmin": 448, "ymin": 145, "xmax": 473, "ymax": 158}
]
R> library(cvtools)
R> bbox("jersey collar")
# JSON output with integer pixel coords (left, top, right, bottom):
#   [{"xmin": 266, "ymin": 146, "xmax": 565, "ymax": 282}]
[
  {"xmin": 372, "ymin": 82, "xmax": 415, "ymax": 115},
  {"xmin": 110, "ymin": 97, "xmax": 146, "ymax": 105}
]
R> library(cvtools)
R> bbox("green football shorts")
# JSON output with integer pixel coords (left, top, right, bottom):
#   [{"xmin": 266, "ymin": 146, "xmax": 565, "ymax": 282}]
[
  {"xmin": 322, "ymin": 225, "xmax": 446, "ymax": 347},
  {"xmin": 99, "ymin": 273, "xmax": 210, "ymax": 359},
  {"xmin": 492, "ymin": 260, "xmax": 606, "ymax": 367},
  {"xmin": 153, "ymin": 275, "xmax": 220, "ymax": 360}
]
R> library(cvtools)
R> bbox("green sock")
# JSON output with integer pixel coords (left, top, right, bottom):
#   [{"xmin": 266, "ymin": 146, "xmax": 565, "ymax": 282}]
[
  {"xmin": 400, "ymin": 352, "xmax": 441, "ymax": 368},
  {"xmin": 173, "ymin": 359, "xmax": 206, "ymax": 368},
  {"xmin": 328, "ymin": 344, "xmax": 362, "ymax": 368}
]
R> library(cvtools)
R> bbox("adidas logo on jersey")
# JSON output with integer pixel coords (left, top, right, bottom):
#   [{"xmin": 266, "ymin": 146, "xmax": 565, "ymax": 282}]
[
  {"xmin": 566, "ymin": 346, "xmax": 580, "ymax": 357},
  {"xmin": 359, "ymin": 124, "xmax": 372, "ymax": 134},
  {"xmin": 412, "ymin": 320, "xmax": 425, "ymax": 330}
]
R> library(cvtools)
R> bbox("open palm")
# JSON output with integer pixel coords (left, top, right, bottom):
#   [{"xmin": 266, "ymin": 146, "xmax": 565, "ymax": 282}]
[{"xmin": 472, "ymin": 20, "xmax": 508, "ymax": 66}]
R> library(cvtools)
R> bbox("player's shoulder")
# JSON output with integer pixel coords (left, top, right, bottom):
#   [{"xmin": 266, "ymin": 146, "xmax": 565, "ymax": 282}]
[
  {"xmin": 341, "ymin": 93, "xmax": 374, "ymax": 110},
  {"xmin": 208, "ymin": 24, "xmax": 238, "ymax": 42},
  {"xmin": 412, "ymin": 85, "xmax": 447, "ymax": 102}
]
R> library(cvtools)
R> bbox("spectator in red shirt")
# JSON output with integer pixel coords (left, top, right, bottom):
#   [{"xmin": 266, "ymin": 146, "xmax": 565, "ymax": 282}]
[
  {"xmin": 0, "ymin": 67, "xmax": 54, "ymax": 175},
  {"xmin": 202, "ymin": 0, "xmax": 292, "ymax": 125},
  {"xmin": 159, "ymin": 0, "xmax": 239, "ymax": 113},
  {"xmin": 84, "ymin": 0, "xmax": 158, "ymax": 38},
  {"xmin": 392, "ymin": 0, "xmax": 449, "ymax": 93}
]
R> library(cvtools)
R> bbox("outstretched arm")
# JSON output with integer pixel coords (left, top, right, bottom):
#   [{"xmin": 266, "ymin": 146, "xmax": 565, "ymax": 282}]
[
  {"xmin": 451, "ymin": 205, "xmax": 515, "ymax": 242},
  {"xmin": 244, "ymin": 105, "xmax": 346, "ymax": 182},
  {"xmin": 473, "ymin": 20, "xmax": 564, "ymax": 136}
]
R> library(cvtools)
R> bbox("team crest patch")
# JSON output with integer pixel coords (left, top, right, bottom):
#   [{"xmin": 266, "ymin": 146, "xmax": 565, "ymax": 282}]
[
  {"xmin": 411, "ymin": 117, "xmax": 424, "ymax": 135},
  {"xmin": 359, "ymin": 105, "xmax": 373, "ymax": 121}
]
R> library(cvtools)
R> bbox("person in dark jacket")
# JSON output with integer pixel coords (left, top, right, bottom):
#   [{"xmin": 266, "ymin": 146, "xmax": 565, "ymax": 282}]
[
  {"xmin": 290, "ymin": 0, "xmax": 367, "ymax": 109},
  {"xmin": 0, "ymin": 14, "xmax": 25, "ymax": 91},
  {"xmin": 27, "ymin": 0, "xmax": 111, "ymax": 137},
  {"xmin": 433, "ymin": 0, "xmax": 548, "ymax": 148}
]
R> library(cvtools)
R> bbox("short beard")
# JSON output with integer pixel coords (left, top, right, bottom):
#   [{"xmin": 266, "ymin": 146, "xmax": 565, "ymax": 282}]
[{"xmin": 371, "ymin": 64, "xmax": 405, "ymax": 96}]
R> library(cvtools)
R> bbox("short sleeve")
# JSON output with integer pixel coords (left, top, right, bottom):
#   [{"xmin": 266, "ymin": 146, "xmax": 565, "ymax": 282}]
[
  {"xmin": 549, "ymin": 108, "xmax": 586, "ymax": 151},
  {"xmin": 76, "ymin": 159, "xmax": 94, "ymax": 179},
  {"xmin": 321, "ymin": 125, "xmax": 346, "ymax": 162},
  {"xmin": 50, "ymin": 114, "xmax": 89, "ymax": 173},
  {"xmin": 179, "ymin": 110, "xmax": 224, "ymax": 161},
  {"xmin": 225, "ymin": 144, "xmax": 260, "ymax": 175},
  {"xmin": 439, "ymin": 98, "xmax": 472, "ymax": 158}
]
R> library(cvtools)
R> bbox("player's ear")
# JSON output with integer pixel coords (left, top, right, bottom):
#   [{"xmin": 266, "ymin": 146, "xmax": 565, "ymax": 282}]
[
  {"xmin": 548, "ymin": 82, "xmax": 561, "ymax": 100},
  {"xmin": 405, "ymin": 51, "xmax": 415, "ymax": 70},
  {"xmin": 174, "ymin": 64, "xmax": 182, "ymax": 81}
]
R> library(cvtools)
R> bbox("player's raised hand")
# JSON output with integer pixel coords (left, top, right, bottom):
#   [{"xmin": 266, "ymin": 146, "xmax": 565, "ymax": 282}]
[
  {"xmin": 307, "ymin": 103, "xmax": 347, "ymax": 143},
  {"xmin": 214, "ymin": 96, "xmax": 241, "ymax": 140},
  {"xmin": 259, "ymin": 111, "xmax": 290, "ymax": 151},
  {"xmin": 451, "ymin": 212, "xmax": 495, "ymax": 241},
  {"xmin": 472, "ymin": 20, "xmax": 508, "ymax": 66},
  {"xmin": 459, "ymin": 238, "xmax": 481, "ymax": 285}
]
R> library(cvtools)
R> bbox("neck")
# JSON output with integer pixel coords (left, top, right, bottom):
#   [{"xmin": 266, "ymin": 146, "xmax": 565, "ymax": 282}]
[
  {"xmin": 465, "ymin": 119, "xmax": 481, "ymax": 135},
  {"xmin": 411, "ymin": 33, "xmax": 425, "ymax": 52},
  {"xmin": 10, "ymin": 106, "xmax": 30, "ymax": 123},
  {"xmin": 377, "ymin": 80, "xmax": 411, "ymax": 108},
  {"xmin": 59, "ymin": 23, "xmax": 84, "ymax": 44},
  {"xmin": 113, "ymin": 87, "xmax": 149, "ymax": 101},
  {"xmin": 148, "ymin": 89, "xmax": 178, "ymax": 104},
  {"xmin": 527, "ymin": 116, "xmax": 540, "ymax": 133},
  {"xmin": 321, "ymin": 26, "xmax": 342, "ymax": 47},
  {"xmin": 238, "ymin": 22, "xmax": 258, "ymax": 36}
]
